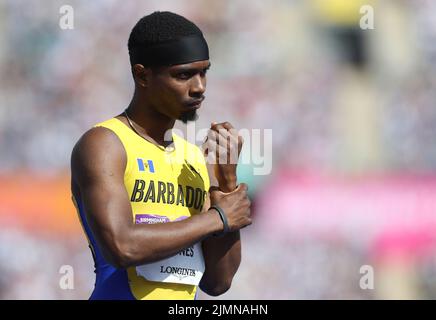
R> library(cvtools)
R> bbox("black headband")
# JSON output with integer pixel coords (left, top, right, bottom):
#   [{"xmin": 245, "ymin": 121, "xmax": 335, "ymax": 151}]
[{"xmin": 131, "ymin": 34, "xmax": 209, "ymax": 67}]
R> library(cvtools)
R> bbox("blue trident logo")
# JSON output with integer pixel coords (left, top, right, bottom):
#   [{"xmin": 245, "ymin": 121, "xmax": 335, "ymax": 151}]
[{"xmin": 137, "ymin": 159, "xmax": 155, "ymax": 173}]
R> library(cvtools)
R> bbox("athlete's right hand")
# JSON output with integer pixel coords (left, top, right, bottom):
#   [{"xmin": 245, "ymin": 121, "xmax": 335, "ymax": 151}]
[{"xmin": 209, "ymin": 183, "xmax": 252, "ymax": 232}]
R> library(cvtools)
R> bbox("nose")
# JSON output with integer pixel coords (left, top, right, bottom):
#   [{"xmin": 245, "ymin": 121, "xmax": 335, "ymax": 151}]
[{"xmin": 190, "ymin": 74, "xmax": 206, "ymax": 97}]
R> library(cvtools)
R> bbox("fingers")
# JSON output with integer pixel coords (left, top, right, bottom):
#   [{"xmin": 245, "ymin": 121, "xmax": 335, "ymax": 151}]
[
  {"xmin": 244, "ymin": 197, "xmax": 251, "ymax": 209},
  {"xmin": 206, "ymin": 129, "xmax": 238, "ymax": 164},
  {"xmin": 210, "ymin": 122, "xmax": 239, "ymax": 144},
  {"xmin": 210, "ymin": 128, "xmax": 237, "ymax": 149},
  {"xmin": 241, "ymin": 206, "xmax": 252, "ymax": 230},
  {"xmin": 238, "ymin": 183, "xmax": 248, "ymax": 192},
  {"xmin": 241, "ymin": 219, "xmax": 252, "ymax": 229},
  {"xmin": 210, "ymin": 122, "xmax": 244, "ymax": 159},
  {"xmin": 238, "ymin": 134, "xmax": 244, "ymax": 149},
  {"xmin": 210, "ymin": 122, "xmax": 238, "ymax": 142},
  {"xmin": 205, "ymin": 130, "xmax": 228, "ymax": 161},
  {"xmin": 211, "ymin": 121, "xmax": 234, "ymax": 131},
  {"xmin": 234, "ymin": 185, "xmax": 251, "ymax": 218}
]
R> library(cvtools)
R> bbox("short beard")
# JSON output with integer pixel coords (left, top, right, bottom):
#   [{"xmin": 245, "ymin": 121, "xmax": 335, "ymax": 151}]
[{"xmin": 179, "ymin": 110, "xmax": 198, "ymax": 124}]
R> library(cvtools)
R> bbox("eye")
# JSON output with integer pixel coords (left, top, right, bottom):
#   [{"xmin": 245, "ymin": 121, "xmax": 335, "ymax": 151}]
[
  {"xmin": 200, "ymin": 69, "xmax": 208, "ymax": 77},
  {"xmin": 177, "ymin": 72, "xmax": 192, "ymax": 80}
]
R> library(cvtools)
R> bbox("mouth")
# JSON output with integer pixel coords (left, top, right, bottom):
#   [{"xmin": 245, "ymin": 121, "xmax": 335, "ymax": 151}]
[{"xmin": 185, "ymin": 97, "xmax": 204, "ymax": 109}]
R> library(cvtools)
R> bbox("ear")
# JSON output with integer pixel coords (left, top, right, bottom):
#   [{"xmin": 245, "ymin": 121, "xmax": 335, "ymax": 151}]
[{"xmin": 132, "ymin": 64, "xmax": 150, "ymax": 88}]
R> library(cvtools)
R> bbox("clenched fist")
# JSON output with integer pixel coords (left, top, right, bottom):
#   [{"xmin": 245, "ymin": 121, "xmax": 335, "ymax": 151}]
[{"xmin": 203, "ymin": 122, "xmax": 244, "ymax": 193}]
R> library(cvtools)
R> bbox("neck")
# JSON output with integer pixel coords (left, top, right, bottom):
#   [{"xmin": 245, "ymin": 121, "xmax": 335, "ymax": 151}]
[{"xmin": 126, "ymin": 91, "xmax": 176, "ymax": 146}]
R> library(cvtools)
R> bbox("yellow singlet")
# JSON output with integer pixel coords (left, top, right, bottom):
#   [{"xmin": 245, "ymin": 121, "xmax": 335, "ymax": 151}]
[{"xmin": 74, "ymin": 117, "xmax": 210, "ymax": 300}]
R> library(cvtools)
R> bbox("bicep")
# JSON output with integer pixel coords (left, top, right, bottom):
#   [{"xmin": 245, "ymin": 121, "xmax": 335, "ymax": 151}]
[
  {"xmin": 80, "ymin": 174, "xmax": 132, "ymax": 249},
  {"xmin": 71, "ymin": 127, "xmax": 133, "ymax": 259}
]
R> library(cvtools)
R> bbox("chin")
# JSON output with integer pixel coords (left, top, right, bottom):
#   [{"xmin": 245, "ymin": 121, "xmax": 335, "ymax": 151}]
[{"xmin": 179, "ymin": 110, "xmax": 199, "ymax": 124}]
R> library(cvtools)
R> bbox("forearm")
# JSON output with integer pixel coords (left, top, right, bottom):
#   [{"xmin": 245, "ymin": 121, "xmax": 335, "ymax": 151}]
[
  {"xmin": 131, "ymin": 212, "xmax": 222, "ymax": 264},
  {"xmin": 200, "ymin": 231, "xmax": 241, "ymax": 295},
  {"xmin": 204, "ymin": 167, "xmax": 241, "ymax": 287},
  {"xmin": 96, "ymin": 209, "xmax": 223, "ymax": 269}
]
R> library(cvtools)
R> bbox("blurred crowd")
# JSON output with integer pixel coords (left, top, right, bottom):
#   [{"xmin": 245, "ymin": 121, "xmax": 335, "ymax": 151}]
[
  {"xmin": 1, "ymin": 0, "xmax": 436, "ymax": 174},
  {"xmin": 0, "ymin": 0, "xmax": 436, "ymax": 299}
]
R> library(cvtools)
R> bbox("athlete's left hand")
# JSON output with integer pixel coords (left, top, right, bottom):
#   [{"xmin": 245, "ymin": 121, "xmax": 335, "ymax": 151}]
[{"xmin": 203, "ymin": 121, "xmax": 243, "ymax": 193}]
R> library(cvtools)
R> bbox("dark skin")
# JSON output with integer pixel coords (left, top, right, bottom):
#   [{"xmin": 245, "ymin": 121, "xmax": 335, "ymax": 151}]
[{"xmin": 71, "ymin": 59, "xmax": 251, "ymax": 296}]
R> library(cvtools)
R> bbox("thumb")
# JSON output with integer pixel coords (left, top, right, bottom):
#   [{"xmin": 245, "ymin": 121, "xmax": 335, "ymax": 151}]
[{"xmin": 236, "ymin": 183, "xmax": 248, "ymax": 192}]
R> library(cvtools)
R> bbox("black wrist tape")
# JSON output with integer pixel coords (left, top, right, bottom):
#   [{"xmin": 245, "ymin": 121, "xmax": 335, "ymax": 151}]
[{"xmin": 210, "ymin": 205, "xmax": 230, "ymax": 234}]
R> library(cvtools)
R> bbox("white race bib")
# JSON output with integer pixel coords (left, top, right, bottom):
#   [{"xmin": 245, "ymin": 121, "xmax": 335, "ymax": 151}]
[{"xmin": 134, "ymin": 214, "xmax": 205, "ymax": 286}]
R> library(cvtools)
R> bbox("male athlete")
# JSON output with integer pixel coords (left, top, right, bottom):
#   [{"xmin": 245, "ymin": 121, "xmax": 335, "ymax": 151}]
[{"xmin": 70, "ymin": 11, "xmax": 252, "ymax": 300}]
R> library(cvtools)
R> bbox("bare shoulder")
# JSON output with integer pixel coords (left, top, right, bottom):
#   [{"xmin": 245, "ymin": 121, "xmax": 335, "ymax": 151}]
[{"xmin": 71, "ymin": 126, "xmax": 126, "ymax": 186}]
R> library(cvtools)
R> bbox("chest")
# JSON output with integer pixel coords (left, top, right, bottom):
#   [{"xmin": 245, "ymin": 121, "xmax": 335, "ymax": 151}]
[{"xmin": 124, "ymin": 149, "xmax": 208, "ymax": 221}]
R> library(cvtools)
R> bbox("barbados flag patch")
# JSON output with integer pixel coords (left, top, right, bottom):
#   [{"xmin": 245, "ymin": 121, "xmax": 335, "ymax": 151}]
[{"xmin": 137, "ymin": 158, "xmax": 155, "ymax": 173}]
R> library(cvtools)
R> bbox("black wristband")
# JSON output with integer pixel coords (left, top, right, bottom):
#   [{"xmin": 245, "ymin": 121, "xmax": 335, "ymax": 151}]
[{"xmin": 210, "ymin": 205, "xmax": 230, "ymax": 234}]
